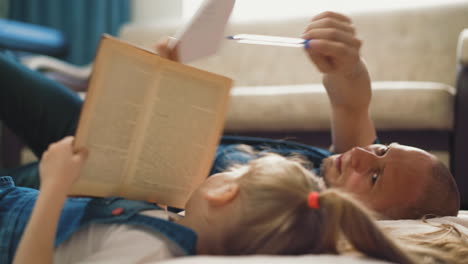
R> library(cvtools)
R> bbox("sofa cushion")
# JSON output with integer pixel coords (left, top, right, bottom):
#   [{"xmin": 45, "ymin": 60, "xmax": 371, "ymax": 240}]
[
  {"xmin": 225, "ymin": 81, "xmax": 455, "ymax": 132},
  {"xmin": 458, "ymin": 28, "xmax": 468, "ymax": 65},
  {"xmin": 120, "ymin": 1, "xmax": 468, "ymax": 88}
]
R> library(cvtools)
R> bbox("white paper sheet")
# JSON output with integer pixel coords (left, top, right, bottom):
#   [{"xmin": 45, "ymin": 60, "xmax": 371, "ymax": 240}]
[{"xmin": 169, "ymin": 0, "xmax": 236, "ymax": 63}]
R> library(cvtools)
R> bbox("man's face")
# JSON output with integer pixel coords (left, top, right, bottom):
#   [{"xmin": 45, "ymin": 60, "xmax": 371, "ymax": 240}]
[{"xmin": 321, "ymin": 143, "xmax": 436, "ymax": 215}]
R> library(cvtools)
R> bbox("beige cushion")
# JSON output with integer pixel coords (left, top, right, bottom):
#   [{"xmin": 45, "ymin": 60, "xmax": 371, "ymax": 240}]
[
  {"xmin": 120, "ymin": 1, "xmax": 468, "ymax": 88},
  {"xmin": 225, "ymin": 82, "xmax": 455, "ymax": 132},
  {"xmin": 458, "ymin": 28, "xmax": 468, "ymax": 65}
]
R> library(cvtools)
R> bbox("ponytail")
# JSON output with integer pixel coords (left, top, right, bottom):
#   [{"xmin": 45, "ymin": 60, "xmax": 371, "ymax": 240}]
[{"xmin": 318, "ymin": 189, "xmax": 417, "ymax": 264}]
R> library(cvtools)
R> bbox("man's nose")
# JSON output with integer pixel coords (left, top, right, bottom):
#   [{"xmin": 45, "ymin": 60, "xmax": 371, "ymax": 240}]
[{"xmin": 350, "ymin": 147, "xmax": 378, "ymax": 172}]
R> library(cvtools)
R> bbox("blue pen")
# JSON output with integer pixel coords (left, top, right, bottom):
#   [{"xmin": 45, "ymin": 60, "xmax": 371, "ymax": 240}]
[{"xmin": 226, "ymin": 34, "xmax": 310, "ymax": 48}]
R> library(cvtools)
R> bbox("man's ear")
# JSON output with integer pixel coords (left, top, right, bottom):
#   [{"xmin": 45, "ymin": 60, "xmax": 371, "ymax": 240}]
[{"xmin": 204, "ymin": 182, "xmax": 240, "ymax": 207}]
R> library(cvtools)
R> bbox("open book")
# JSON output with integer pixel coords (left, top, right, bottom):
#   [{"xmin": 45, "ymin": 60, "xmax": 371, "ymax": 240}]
[{"xmin": 71, "ymin": 35, "xmax": 233, "ymax": 209}]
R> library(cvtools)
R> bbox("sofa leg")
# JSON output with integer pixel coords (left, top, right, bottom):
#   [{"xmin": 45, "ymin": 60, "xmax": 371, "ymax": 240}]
[{"xmin": 452, "ymin": 65, "xmax": 468, "ymax": 210}]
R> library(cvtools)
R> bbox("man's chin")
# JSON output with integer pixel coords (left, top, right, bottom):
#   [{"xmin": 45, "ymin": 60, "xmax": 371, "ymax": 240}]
[
  {"xmin": 320, "ymin": 158, "xmax": 332, "ymax": 187},
  {"xmin": 322, "ymin": 155, "xmax": 345, "ymax": 188}
]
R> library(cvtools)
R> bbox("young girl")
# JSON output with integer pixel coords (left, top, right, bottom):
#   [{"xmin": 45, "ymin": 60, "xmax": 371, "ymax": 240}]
[{"xmin": 6, "ymin": 137, "xmax": 468, "ymax": 264}]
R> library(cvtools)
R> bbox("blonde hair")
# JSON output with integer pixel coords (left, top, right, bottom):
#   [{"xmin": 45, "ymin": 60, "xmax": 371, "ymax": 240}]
[
  {"xmin": 388, "ymin": 218, "xmax": 468, "ymax": 264},
  {"xmin": 221, "ymin": 151, "xmax": 467, "ymax": 264}
]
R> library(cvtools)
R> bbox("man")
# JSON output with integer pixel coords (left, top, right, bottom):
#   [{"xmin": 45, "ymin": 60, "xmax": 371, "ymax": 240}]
[
  {"xmin": 157, "ymin": 11, "xmax": 460, "ymax": 219},
  {"xmin": 299, "ymin": 11, "xmax": 459, "ymax": 219}
]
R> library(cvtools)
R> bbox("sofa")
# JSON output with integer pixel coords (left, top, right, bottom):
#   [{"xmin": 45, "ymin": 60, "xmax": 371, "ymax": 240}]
[{"xmin": 118, "ymin": 1, "xmax": 468, "ymax": 209}]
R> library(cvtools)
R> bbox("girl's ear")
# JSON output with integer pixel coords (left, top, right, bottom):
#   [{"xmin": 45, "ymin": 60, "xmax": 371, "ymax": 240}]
[{"xmin": 204, "ymin": 182, "xmax": 240, "ymax": 207}]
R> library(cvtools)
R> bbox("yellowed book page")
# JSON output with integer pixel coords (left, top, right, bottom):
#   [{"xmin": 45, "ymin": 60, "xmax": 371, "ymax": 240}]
[
  {"xmin": 120, "ymin": 60, "xmax": 232, "ymax": 208},
  {"xmin": 71, "ymin": 36, "xmax": 163, "ymax": 197},
  {"xmin": 71, "ymin": 36, "xmax": 232, "ymax": 208}
]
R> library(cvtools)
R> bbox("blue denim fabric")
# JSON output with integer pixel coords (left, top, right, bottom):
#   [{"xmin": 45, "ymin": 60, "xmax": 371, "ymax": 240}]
[
  {"xmin": 0, "ymin": 176, "xmax": 197, "ymax": 264},
  {"xmin": 213, "ymin": 135, "xmax": 333, "ymax": 176},
  {"xmin": 213, "ymin": 136, "xmax": 381, "ymax": 177}
]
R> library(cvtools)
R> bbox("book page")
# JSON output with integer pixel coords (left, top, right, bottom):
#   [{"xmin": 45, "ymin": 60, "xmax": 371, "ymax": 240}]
[
  {"xmin": 120, "ymin": 62, "xmax": 232, "ymax": 208},
  {"xmin": 71, "ymin": 37, "xmax": 163, "ymax": 197},
  {"xmin": 72, "ymin": 36, "xmax": 232, "ymax": 208},
  {"xmin": 170, "ymin": 0, "xmax": 236, "ymax": 63}
]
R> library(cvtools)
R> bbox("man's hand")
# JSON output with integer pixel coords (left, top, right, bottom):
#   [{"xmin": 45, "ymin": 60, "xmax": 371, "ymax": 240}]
[
  {"xmin": 303, "ymin": 11, "xmax": 370, "ymax": 110},
  {"xmin": 303, "ymin": 11, "xmax": 376, "ymax": 153},
  {"xmin": 303, "ymin": 11, "xmax": 362, "ymax": 78},
  {"xmin": 39, "ymin": 136, "xmax": 88, "ymax": 194}
]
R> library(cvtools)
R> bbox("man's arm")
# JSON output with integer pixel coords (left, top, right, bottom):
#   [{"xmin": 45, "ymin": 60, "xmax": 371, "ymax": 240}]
[
  {"xmin": 324, "ymin": 60, "xmax": 376, "ymax": 153},
  {"xmin": 303, "ymin": 12, "xmax": 376, "ymax": 153}
]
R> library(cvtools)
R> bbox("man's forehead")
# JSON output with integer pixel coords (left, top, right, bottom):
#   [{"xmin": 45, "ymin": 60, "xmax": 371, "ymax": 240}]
[
  {"xmin": 373, "ymin": 149, "xmax": 433, "ymax": 207},
  {"xmin": 383, "ymin": 145, "xmax": 433, "ymax": 181},
  {"xmin": 390, "ymin": 144, "xmax": 434, "ymax": 163},
  {"xmin": 381, "ymin": 159, "xmax": 428, "ymax": 184}
]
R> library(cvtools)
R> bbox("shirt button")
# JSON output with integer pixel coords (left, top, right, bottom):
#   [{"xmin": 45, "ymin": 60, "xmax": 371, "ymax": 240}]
[{"xmin": 112, "ymin": 207, "xmax": 124, "ymax": 216}]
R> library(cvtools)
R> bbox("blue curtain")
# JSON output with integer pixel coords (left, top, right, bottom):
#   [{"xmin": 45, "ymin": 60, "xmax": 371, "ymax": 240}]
[{"xmin": 8, "ymin": 0, "xmax": 130, "ymax": 65}]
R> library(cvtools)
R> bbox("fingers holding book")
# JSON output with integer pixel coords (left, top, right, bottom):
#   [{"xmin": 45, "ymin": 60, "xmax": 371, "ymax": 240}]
[
  {"xmin": 39, "ymin": 136, "xmax": 88, "ymax": 194},
  {"xmin": 154, "ymin": 36, "xmax": 180, "ymax": 62}
]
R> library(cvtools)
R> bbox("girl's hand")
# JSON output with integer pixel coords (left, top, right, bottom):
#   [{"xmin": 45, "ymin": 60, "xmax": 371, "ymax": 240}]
[
  {"xmin": 39, "ymin": 136, "xmax": 88, "ymax": 193},
  {"xmin": 302, "ymin": 11, "xmax": 363, "ymax": 79},
  {"xmin": 154, "ymin": 37, "xmax": 179, "ymax": 61}
]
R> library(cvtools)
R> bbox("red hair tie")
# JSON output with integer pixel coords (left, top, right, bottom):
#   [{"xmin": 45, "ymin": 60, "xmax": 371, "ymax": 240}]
[{"xmin": 307, "ymin": 192, "xmax": 320, "ymax": 209}]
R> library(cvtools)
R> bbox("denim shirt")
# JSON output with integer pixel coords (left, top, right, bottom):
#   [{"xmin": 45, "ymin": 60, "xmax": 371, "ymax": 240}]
[
  {"xmin": 0, "ymin": 176, "xmax": 197, "ymax": 264},
  {"xmin": 215, "ymin": 135, "xmax": 380, "ymax": 176},
  {"xmin": 215, "ymin": 135, "xmax": 333, "ymax": 176}
]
